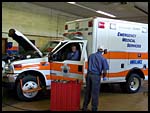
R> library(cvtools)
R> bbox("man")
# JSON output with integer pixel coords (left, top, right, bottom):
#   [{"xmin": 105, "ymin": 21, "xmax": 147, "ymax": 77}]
[
  {"xmin": 82, "ymin": 47, "xmax": 109, "ymax": 111},
  {"xmin": 67, "ymin": 44, "xmax": 80, "ymax": 60}
]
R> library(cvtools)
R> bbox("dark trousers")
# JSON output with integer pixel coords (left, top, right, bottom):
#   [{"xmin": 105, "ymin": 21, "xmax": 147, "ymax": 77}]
[{"xmin": 82, "ymin": 73, "xmax": 101, "ymax": 111}]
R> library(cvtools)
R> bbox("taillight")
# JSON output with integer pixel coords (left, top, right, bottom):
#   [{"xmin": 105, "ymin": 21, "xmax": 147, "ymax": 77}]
[
  {"xmin": 14, "ymin": 64, "xmax": 22, "ymax": 68},
  {"xmin": 88, "ymin": 21, "xmax": 93, "ymax": 27},
  {"xmin": 65, "ymin": 25, "xmax": 68, "ymax": 30}
]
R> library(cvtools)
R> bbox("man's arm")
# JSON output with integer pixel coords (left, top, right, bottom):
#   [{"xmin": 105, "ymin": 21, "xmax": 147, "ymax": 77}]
[
  {"xmin": 102, "ymin": 70, "xmax": 107, "ymax": 78},
  {"xmin": 102, "ymin": 58, "xmax": 109, "ymax": 78}
]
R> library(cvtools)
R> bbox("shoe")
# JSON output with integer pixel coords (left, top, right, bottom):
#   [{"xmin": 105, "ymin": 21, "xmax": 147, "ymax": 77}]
[
  {"xmin": 81, "ymin": 108, "xmax": 87, "ymax": 111},
  {"xmin": 92, "ymin": 108, "xmax": 97, "ymax": 111}
]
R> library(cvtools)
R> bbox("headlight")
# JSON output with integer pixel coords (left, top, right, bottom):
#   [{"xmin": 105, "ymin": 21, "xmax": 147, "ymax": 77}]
[
  {"xmin": 2, "ymin": 61, "xmax": 5, "ymax": 68},
  {"xmin": 4, "ymin": 64, "xmax": 14, "ymax": 73}
]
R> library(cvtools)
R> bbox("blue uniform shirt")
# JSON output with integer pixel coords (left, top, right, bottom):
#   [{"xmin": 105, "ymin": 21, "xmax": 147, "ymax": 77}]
[
  {"xmin": 88, "ymin": 51, "xmax": 109, "ymax": 75},
  {"xmin": 67, "ymin": 50, "xmax": 80, "ymax": 60}
]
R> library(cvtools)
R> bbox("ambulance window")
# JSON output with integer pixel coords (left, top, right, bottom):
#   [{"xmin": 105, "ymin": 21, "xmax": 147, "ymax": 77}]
[
  {"xmin": 66, "ymin": 43, "xmax": 82, "ymax": 61},
  {"xmin": 53, "ymin": 42, "xmax": 82, "ymax": 61}
]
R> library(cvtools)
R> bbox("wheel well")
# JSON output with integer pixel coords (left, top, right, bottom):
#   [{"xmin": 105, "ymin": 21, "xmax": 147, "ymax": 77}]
[
  {"xmin": 126, "ymin": 68, "xmax": 145, "ymax": 80},
  {"xmin": 15, "ymin": 70, "xmax": 46, "ymax": 88}
]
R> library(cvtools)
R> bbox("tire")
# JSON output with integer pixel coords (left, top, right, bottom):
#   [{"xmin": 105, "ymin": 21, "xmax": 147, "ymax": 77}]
[
  {"xmin": 121, "ymin": 74, "xmax": 141, "ymax": 93},
  {"xmin": 16, "ymin": 75, "xmax": 42, "ymax": 101}
]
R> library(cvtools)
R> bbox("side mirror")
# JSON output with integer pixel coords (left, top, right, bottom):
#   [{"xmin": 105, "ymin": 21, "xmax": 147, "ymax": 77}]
[
  {"xmin": 104, "ymin": 49, "xmax": 107, "ymax": 54},
  {"xmin": 48, "ymin": 52, "xmax": 53, "ymax": 62}
]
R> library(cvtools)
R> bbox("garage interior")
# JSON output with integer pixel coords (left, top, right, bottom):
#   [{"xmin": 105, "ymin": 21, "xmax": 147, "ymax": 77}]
[{"xmin": 2, "ymin": 2, "xmax": 148, "ymax": 111}]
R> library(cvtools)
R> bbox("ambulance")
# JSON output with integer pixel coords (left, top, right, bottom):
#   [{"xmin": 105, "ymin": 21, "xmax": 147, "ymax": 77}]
[{"xmin": 2, "ymin": 17, "xmax": 148, "ymax": 101}]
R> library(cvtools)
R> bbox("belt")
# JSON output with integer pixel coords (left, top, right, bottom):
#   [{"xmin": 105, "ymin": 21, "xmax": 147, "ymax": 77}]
[{"xmin": 88, "ymin": 72, "xmax": 101, "ymax": 76}]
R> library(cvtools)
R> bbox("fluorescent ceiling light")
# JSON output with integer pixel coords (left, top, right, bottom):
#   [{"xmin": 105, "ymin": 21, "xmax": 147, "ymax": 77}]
[
  {"xmin": 96, "ymin": 10, "xmax": 116, "ymax": 18},
  {"xmin": 67, "ymin": 2, "xmax": 116, "ymax": 18},
  {"xmin": 67, "ymin": 2, "xmax": 76, "ymax": 4}
]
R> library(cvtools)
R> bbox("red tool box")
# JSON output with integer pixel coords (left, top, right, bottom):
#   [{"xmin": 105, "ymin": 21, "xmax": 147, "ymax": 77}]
[{"xmin": 50, "ymin": 80, "xmax": 81, "ymax": 111}]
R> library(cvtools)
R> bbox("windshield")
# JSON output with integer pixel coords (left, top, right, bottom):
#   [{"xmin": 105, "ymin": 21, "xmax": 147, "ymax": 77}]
[
  {"xmin": 63, "ymin": 32, "xmax": 84, "ymax": 40},
  {"xmin": 18, "ymin": 40, "xmax": 61, "ymax": 57},
  {"xmin": 40, "ymin": 40, "xmax": 60, "ymax": 54},
  {"xmin": 51, "ymin": 41, "xmax": 67, "ymax": 54}
]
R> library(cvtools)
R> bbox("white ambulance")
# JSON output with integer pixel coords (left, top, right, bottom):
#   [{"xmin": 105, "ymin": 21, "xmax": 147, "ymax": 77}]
[
  {"xmin": 2, "ymin": 17, "xmax": 148, "ymax": 101},
  {"xmin": 64, "ymin": 17, "xmax": 148, "ymax": 91}
]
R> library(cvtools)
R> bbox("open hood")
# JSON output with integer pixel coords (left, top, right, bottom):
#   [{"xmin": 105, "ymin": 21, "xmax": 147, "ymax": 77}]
[{"xmin": 8, "ymin": 29, "xmax": 43, "ymax": 57}]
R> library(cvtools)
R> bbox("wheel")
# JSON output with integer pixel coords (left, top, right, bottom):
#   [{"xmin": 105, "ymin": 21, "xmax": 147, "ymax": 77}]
[
  {"xmin": 16, "ymin": 75, "xmax": 42, "ymax": 101},
  {"xmin": 122, "ymin": 74, "xmax": 141, "ymax": 93}
]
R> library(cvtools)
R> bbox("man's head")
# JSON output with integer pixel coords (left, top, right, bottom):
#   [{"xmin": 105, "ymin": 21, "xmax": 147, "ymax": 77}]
[
  {"xmin": 97, "ymin": 46, "xmax": 104, "ymax": 52},
  {"xmin": 97, "ymin": 46, "xmax": 107, "ymax": 54},
  {"xmin": 71, "ymin": 45, "xmax": 77, "ymax": 52}
]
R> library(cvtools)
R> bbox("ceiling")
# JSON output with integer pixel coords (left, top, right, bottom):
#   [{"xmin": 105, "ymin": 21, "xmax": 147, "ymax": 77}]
[{"xmin": 32, "ymin": 2, "xmax": 148, "ymax": 23}]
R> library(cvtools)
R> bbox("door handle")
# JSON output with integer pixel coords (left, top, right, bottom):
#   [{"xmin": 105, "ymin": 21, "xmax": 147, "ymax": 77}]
[
  {"xmin": 121, "ymin": 63, "xmax": 124, "ymax": 68},
  {"xmin": 50, "ymin": 73, "xmax": 56, "ymax": 75},
  {"xmin": 78, "ymin": 65, "xmax": 83, "ymax": 72}
]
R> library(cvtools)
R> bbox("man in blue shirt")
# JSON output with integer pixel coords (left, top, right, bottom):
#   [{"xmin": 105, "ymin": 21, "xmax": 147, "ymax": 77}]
[
  {"xmin": 82, "ymin": 47, "xmax": 109, "ymax": 111},
  {"xmin": 67, "ymin": 45, "xmax": 80, "ymax": 60}
]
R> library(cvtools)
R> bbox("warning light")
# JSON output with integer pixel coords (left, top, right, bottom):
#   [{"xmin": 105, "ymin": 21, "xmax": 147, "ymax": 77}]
[
  {"xmin": 88, "ymin": 21, "xmax": 93, "ymax": 27},
  {"xmin": 65, "ymin": 25, "xmax": 68, "ymax": 30},
  {"xmin": 98, "ymin": 22, "xmax": 105, "ymax": 28}
]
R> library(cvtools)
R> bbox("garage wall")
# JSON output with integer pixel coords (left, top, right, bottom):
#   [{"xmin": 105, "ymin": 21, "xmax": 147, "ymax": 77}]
[{"xmin": 2, "ymin": 2, "xmax": 81, "ymax": 50}]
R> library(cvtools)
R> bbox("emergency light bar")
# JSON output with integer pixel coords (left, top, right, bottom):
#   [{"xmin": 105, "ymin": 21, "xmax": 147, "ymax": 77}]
[{"xmin": 63, "ymin": 32, "xmax": 82, "ymax": 37}]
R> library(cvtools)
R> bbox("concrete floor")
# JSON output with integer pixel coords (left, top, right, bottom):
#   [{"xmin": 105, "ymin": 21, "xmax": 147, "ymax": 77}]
[{"xmin": 2, "ymin": 80, "xmax": 148, "ymax": 111}]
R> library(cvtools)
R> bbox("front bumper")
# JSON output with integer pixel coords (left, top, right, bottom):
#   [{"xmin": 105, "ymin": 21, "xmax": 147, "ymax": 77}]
[
  {"xmin": 2, "ymin": 73, "xmax": 18, "ymax": 89},
  {"xmin": 2, "ymin": 81, "xmax": 15, "ymax": 90}
]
